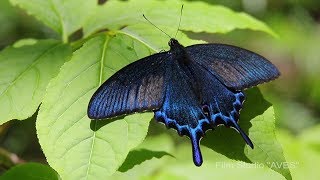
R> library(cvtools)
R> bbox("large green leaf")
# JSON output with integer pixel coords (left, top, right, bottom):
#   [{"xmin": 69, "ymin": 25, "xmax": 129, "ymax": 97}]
[
  {"xmin": 111, "ymin": 133, "xmax": 287, "ymax": 180},
  {"xmin": 84, "ymin": 0, "xmax": 276, "ymax": 37},
  {"xmin": 36, "ymin": 34, "xmax": 155, "ymax": 179},
  {"xmin": 0, "ymin": 40, "xmax": 71, "ymax": 125},
  {"xmin": 0, "ymin": 163, "xmax": 60, "ymax": 180},
  {"xmin": 202, "ymin": 88, "xmax": 291, "ymax": 180},
  {"xmin": 9, "ymin": 0, "xmax": 96, "ymax": 42},
  {"xmin": 10, "ymin": 0, "xmax": 276, "ymax": 42},
  {"xmin": 111, "ymin": 135, "xmax": 174, "ymax": 180},
  {"xmin": 152, "ymin": 144, "xmax": 285, "ymax": 180},
  {"xmin": 113, "ymin": 89, "xmax": 292, "ymax": 180}
]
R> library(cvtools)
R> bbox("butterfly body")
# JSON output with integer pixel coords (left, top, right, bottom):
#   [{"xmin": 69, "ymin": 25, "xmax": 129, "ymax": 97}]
[{"xmin": 88, "ymin": 38, "xmax": 280, "ymax": 166}]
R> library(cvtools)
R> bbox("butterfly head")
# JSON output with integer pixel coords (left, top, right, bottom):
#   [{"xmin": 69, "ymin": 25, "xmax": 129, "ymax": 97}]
[
  {"xmin": 168, "ymin": 38, "xmax": 182, "ymax": 49},
  {"xmin": 168, "ymin": 38, "xmax": 190, "ymax": 64}
]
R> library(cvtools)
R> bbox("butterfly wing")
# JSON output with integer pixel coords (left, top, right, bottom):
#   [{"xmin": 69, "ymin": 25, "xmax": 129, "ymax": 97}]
[
  {"xmin": 88, "ymin": 52, "xmax": 169, "ymax": 119},
  {"xmin": 187, "ymin": 62, "xmax": 254, "ymax": 149},
  {"xmin": 154, "ymin": 57, "xmax": 211, "ymax": 166},
  {"xmin": 186, "ymin": 44, "xmax": 280, "ymax": 90},
  {"xmin": 154, "ymin": 57, "xmax": 254, "ymax": 166}
]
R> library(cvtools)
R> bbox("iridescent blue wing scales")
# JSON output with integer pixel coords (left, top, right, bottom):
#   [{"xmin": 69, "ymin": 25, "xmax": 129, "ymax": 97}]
[
  {"xmin": 154, "ymin": 57, "xmax": 210, "ymax": 166},
  {"xmin": 88, "ymin": 52, "xmax": 169, "ymax": 119},
  {"xmin": 187, "ymin": 62, "xmax": 254, "ymax": 148},
  {"xmin": 154, "ymin": 57, "xmax": 253, "ymax": 166},
  {"xmin": 186, "ymin": 44, "xmax": 280, "ymax": 90}
]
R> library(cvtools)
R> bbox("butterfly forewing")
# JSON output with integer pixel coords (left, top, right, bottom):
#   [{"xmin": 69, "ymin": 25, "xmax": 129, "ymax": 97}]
[
  {"xmin": 186, "ymin": 44, "xmax": 280, "ymax": 90},
  {"xmin": 88, "ymin": 52, "xmax": 170, "ymax": 119}
]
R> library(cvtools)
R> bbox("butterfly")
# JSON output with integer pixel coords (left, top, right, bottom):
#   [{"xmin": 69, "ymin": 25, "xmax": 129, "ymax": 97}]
[{"xmin": 87, "ymin": 38, "xmax": 280, "ymax": 166}]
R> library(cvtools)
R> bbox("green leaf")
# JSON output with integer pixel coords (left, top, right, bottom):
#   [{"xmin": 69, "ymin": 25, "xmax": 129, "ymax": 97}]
[
  {"xmin": 119, "ymin": 24, "xmax": 204, "ymax": 52},
  {"xmin": 0, "ymin": 40, "xmax": 71, "ymax": 125},
  {"xmin": 112, "ymin": 134, "xmax": 287, "ymax": 180},
  {"xmin": 202, "ymin": 88, "xmax": 291, "ymax": 180},
  {"xmin": 0, "ymin": 163, "xmax": 60, "ymax": 180},
  {"xmin": 152, "ymin": 145, "xmax": 285, "ymax": 180},
  {"xmin": 118, "ymin": 134, "xmax": 174, "ymax": 172},
  {"xmin": 112, "ymin": 134, "xmax": 175, "ymax": 180},
  {"xmin": 84, "ymin": 0, "xmax": 276, "ymax": 37},
  {"xmin": 9, "ymin": 0, "xmax": 276, "ymax": 41},
  {"xmin": 118, "ymin": 149, "xmax": 172, "ymax": 172},
  {"xmin": 9, "ymin": 0, "xmax": 96, "ymax": 42},
  {"xmin": 36, "ymin": 34, "xmax": 154, "ymax": 179}
]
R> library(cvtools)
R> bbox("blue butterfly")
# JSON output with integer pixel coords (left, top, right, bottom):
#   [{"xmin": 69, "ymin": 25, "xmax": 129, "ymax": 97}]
[{"xmin": 87, "ymin": 38, "xmax": 280, "ymax": 166}]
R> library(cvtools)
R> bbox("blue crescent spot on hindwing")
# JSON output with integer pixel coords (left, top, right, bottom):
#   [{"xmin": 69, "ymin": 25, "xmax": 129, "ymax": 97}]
[
  {"xmin": 154, "ymin": 59, "xmax": 253, "ymax": 166},
  {"xmin": 154, "ymin": 91, "xmax": 253, "ymax": 166}
]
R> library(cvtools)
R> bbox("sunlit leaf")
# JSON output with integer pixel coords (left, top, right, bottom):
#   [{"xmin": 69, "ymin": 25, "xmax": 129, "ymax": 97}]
[
  {"xmin": 0, "ymin": 40, "xmax": 71, "ymax": 125},
  {"xmin": 10, "ymin": 0, "xmax": 276, "ymax": 41},
  {"xmin": 119, "ymin": 24, "xmax": 204, "ymax": 52},
  {"xmin": 84, "ymin": 0, "xmax": 276, "ymax": 37},
  {"xmin": 36, "ymin": 34, "xmax": 154, "ymax": 179}
]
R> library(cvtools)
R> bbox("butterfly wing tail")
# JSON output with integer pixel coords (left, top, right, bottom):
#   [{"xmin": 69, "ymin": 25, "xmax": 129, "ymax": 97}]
[
  {"xmin": 231, "ymin": 122, "xmax": 254, "ymax": 149},
  {"xmin": 190, "ymin": 131, "xmax": 203, "ymax": 166}
]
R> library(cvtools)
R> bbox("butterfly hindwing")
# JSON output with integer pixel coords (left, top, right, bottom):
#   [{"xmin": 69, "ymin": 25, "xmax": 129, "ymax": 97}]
[
  {"xmin": 154, "ymin": 57, "xmax": 253, "ymax": 166},
  {"xmin": 186, "ymin": 44, "xmax": 280, "ymax": 90},
  {"xmin": 88, "ymin": 52, "xmax": 169, "ymax": 119},
  {"xmin": 154, "ymin": 57, "xmax": 210, "ymax": 166},
  {"xmin": 187, "ymin": 61, "xmax": 254, "ymax": 148}
]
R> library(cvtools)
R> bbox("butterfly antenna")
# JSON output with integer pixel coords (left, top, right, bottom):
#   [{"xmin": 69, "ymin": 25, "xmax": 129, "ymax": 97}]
[
  {"xmin": 174, "ymin": 4, "xmax": 184, "ymax": 38},
  {"xmin": 143, "ymin": 14, "xmax": 172, "ymax": 39}
]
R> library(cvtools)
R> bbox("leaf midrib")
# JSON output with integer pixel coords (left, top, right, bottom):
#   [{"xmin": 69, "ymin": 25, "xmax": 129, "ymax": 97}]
[{"xmin": 85, "ymin": 35, "xmax": 110, "ymax": 179}]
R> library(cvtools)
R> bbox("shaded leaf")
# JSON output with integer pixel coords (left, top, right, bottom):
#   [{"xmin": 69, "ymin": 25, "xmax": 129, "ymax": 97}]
[
  {"xmin": 118, "ymin": 149, "xmax": 172, "ymax": 172},
  {"xmin": 10, "ymin": 0, "xmax": 96, "ymax": 42},
  {"xmin": 0, "ymin": 40, "xmax": 71, "ymax": 125},
  {"xmin": 114, "ymin": 141, "xmax": 285, "ymax": 180},
  {"xmin": 202, "ymin": 88, "xmax": 291, "ymax": 180},
  {"xmin": 111, "ymin": 134, "xmax": 174, "ymax": 180},
  {"xmin": 0, "ymin": 163, "xmax": 59, "ymax": 180}
]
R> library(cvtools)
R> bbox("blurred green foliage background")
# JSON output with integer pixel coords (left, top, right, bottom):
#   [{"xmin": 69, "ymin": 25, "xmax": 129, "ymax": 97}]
[{"xmin": 0, "ymin": 0, "xmax": 320, "ymax": 179}]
